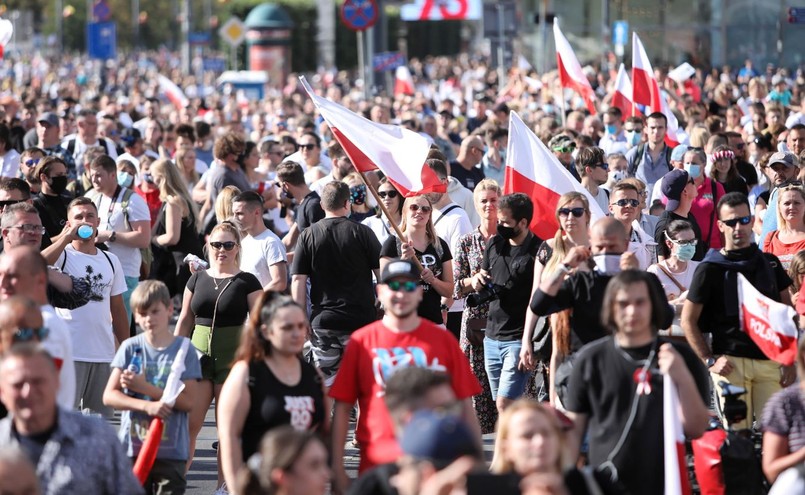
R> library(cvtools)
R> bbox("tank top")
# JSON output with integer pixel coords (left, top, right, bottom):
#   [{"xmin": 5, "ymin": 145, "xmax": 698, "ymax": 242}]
[{"xmin": 240, "ymin": 357, "xmax": 326, "ymax": 461}]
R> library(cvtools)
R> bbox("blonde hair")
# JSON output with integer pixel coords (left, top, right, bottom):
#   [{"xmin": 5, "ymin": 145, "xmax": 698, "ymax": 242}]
[
  {"xmin": 688, "ymin": 126, "xmax": 711, "ymax": 149},
  {"xmin": 472, "ymin": 178, "xmax": 502, "ymax": 203},
  {"xmin": 130, "ymin": 280, "xmax": 171, "ymax": 314},
  {"xmin": 209, "ymin": 221, "xmax": 243, "ymax": 265},
  {"xmin": 215, "ymin": 185, "xmax": 241, "ymax": 225},
  {"xmin": 399, "ymin": 195, "xmax": 439, "ymax": 250},
  {"xmin": 775, "ymin": 185, "xmax": 805, "ymax": 232},
  {"xmin": 174, "ymin": 147, "xmax": 199, "ymax": 185},
  {"xmin": 490, "ymin": 399, "xmax": 567, "ymax": 475},
  {"xmin": 544, "ymin": 192, "xmax": 590, "ymax": 277},
  {"xmin": 151, "ymin": 159, "xmax": 200, "ymax": 229}
]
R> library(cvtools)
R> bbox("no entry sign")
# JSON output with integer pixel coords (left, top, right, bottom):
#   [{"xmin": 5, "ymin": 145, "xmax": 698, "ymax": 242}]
[{"xmin": 341, "ymin": 0, "xmax": 378, "ymax": 32}]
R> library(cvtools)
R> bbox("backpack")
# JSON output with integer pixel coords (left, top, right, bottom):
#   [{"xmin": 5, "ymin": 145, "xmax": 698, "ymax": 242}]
[
  {"xmin": 627, "ymin": 143, "xmax": 673, "ymax": 177},
  {"xmin": 65, "ymin": 138, "xmax": 115, "ymax": 160}
]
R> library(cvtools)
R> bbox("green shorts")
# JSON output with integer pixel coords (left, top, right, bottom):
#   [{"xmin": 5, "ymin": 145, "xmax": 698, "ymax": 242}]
[{"xmin": 191, "ymin": 324, "xmax": 242, "ymax": 384}]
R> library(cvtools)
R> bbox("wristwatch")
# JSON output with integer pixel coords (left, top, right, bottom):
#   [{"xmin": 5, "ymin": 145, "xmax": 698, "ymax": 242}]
[
  {"xmin": 109, "ymin": 231, "xmax": 117, "ymax": 243},
  {"xmin": 704, "ymin": 356, "xmax": 716, "ymax": 368}
]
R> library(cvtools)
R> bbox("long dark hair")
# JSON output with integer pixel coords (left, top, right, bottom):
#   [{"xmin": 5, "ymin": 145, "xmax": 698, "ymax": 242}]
[{"xmin": 233, "ymin": 291, "xmax": 308, "ymax": 363}]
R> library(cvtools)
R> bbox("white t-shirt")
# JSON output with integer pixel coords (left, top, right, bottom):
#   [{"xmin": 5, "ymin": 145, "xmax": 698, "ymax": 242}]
[
  {"xmin": 41, "ymin": 304, "xmax": 75, "ymax": 409},
  {"xmin": 95, "ymin": 187, "xmax": 151, "ymax": 278},
  {"xmin": 433, "ymin": 202, "xmax": 472, "ymax": 312},
  {"xmin": 240, "ymin": 229, "xmax": 287, "ymax": 289},
  {"xmin": 0, "ymin": 148, "xmax": 20, "ymax": 178},
  {"xmin": 55, "ymin": 246, "xmax": 127, "ymax": 362},
  {"xmin": 362, "ymin": 216, "xmax": 396, "ymax": 246}
]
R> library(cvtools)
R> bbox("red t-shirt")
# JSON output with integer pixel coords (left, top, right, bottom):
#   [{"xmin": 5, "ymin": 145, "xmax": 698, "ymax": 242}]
[
  {"xmin": 329, "ymin": 318, "xmax": 481, "ymax": 472},
  {"xmin": 135, "ymin": 185, "xmax": 162, "ymax": 228},
  {"xmin": 690, "ymin": 177, "xmax": 726, "ymax": 250}
]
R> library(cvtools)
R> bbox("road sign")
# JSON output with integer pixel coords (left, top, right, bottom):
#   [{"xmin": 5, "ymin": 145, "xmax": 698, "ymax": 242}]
[
  {"xmin": 340, "ymin": 0, "xmax": 378, "ymax": 32},
  {"xmin": 189, "ymin": 32, "xmax": 211, "ymax": 46},
  {"xmin": 612, "ymin": 20, "xmax": 628, "ymax": 46},
  {"xmin": 87, "ymin": 21, "xmax": 116, "ymax": 60},
  {"xmin": 219, "ymin": 17, "xmax": 245, "ymax": 47},
  {"xmin": 401, "ymin": 0, "xmax": 482, "ymax": 21},
  {"xmin": 789, "ymin": 7, "xmax": 805, "ymax": 23},
  {"xmin": 372, "ymin": 51, "xmax": 406, "ymax": 72},
  {"xmin": 203, "ymin": 57, "xmax": 226, "ymax": 73},
  {"xmin": 92, "ymin": 0, "xmax": 111, "ymax": 22}
]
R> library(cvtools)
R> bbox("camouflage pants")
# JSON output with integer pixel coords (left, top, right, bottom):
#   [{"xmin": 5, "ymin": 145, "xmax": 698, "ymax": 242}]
[{"xmin": 308, "ymin": 328, "xmax": 351, "ymax": 386}]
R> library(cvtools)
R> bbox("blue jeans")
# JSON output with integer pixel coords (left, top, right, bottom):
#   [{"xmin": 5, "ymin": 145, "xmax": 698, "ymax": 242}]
[{"xmin": 484, "ymin": 336, "xmax": 528, "ymax": 401}]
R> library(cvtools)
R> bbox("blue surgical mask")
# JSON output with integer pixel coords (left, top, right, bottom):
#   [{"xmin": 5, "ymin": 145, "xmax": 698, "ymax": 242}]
[
  {"xmin": 675, "ymin": 243, "xmax": 696, "ymax": 261},
  {"xmin": 683, "ymin": 163, "xmax": 702, "ymax": 179},
  {"xmin": 625, "ymin": 130, "xmax": 641, "ymax": 146},
  {"xmin": 117, "ymin": 171, "xmax": 134, "ymax": 188},
  {"xmin": 605, "ymin": 124, "xmax": 618, "ymax": 135}
]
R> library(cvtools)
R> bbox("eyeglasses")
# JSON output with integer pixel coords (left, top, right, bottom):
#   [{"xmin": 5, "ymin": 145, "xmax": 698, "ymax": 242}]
[
  {"xmin": 386, "ymin": 280, "xmax": 419, "ymax": 292},
  {"xmin": 8, "ymin": 224, "xmax": 46, "ymax": 235},
  {"xmin": 298, "ymin": 144, "xmax": 316, "ymax": 151},
  {"xmin": 209, "ymin": 241, "xmax": 237, "ymax": 251},
  {"xmin": 408, "ymin": 204, "xmax": 432, "ymax": 213},
  {"xmin": 558, "ymin": 207, "xmax": 585, "ymax": 218},
  {"xmin": 14, "ymin": 326, "xmax": 50, "ymax": 342},
  {"xmin": 720, "ymin": 215, "xmax": 752, "ymax": 227},
  {"xmin": 378, "ymin": 190, "xmax": 399, "ymax": 199},
  {"xmin": 0, "ymin": 199, "xmax": 23, "ymax": 209},
  {"xmin": 612, "ymin": 199, "xmax": 640, "ymax": 208},
  {"xmin": 665, "ymin": 232, "xmax": 698, "ymax": 246}
]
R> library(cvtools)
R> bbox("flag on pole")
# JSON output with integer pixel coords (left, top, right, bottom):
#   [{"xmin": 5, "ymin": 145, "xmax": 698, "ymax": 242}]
[
  {"xmin": 157, "ymin": 74, "xmax": 189, "ymax": 110},
  {"xmin": 612, "ymin": 64, "xmax": 642, "ymax": 118},
  {"xmin": 504, "ymin": 111, "xmax": 606, "ymax": 240},
  {"xmin": 394, "ymin": 65, "xmax": 415, "ymax": 96},
  {"xmin": 553, "ymin": 22, "xmax": 597, "ymax": 115},
  {"xmin": 631, "ymin": 33, "xmax": 681, "ymax": 147},
  {"xmin": 301, "ymin": 77, "xmax": 444, "ymax": 197},
  {"xmin": 0, "ymin": 19, "xmax": 12, "ymax": 60},
  {"xmin": 737, "ymin": 273, "xmax": 799, "ymax": 366},
  {"xmin": 663, "ymin": 376, "xmax": 692, "ymax": 495}
]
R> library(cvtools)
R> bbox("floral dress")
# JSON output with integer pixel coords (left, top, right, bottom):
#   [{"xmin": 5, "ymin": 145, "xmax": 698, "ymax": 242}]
[{"xmin": 453, "ymin": 228, "xmax": 498, "ymax": 433}]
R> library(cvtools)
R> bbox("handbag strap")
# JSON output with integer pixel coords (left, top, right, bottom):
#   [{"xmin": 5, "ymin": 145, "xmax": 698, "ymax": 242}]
[
  {"xmin": 209, "ymin": 275, "xmax": 234, "ymax": 336},
  {"xmin": 656, "ymin": 263, "xmax": 687, "ymax": 293}
]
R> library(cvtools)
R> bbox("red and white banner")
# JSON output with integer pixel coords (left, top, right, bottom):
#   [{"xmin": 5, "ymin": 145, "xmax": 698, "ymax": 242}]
[
  {"xmin": 631, "ymin": 33, "xmax": 681, "ymax": 147},
  {"xmin": 554, "ymin": 22, "xmax": 596, "ymax": 115},
  {"xmin": 301, "ymin": 78, "xmax": 443, "ymax": 197},
  {"xmin": 612, "ymin": 64, "xmax": 642, "ymax": 118},
  {"xmin": 394, "ymin": 65, "xmax": 415, "ymax": 96},
  {"xmin": 0, "ymin": 19, "xmax": 12, "ymax": 60},
  {"xmin": 400, "ymin": 0, "xmax": 482, "ymax": 21},
  {"xmin": 504, "ymin": 111, "xmax": 606, "ymax": 240},
  {"xmin": 663, "ymin": 376, "xmax": 692, "ymax": 495},
  {"xmin": 157, "ymin": 75, "xmax": 189, "ymax": 110},
  {"xmin": 737, "ymin": 273, "xmax": 799, "ymax": 366}
]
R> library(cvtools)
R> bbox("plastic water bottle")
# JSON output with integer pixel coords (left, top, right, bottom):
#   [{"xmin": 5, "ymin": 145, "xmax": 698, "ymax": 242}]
[
  {"xmin": 77, "ymin": 224, "xmax": 93, "ymax": 239},
  {"xmin": 124, "ymin": 347, "xmax": 143, "ymax": 396}
]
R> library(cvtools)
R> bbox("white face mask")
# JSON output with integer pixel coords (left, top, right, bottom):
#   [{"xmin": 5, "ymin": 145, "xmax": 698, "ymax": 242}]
[{"xmin": 593, "ymin": 253, "xmax": 623, "ymax": 275}]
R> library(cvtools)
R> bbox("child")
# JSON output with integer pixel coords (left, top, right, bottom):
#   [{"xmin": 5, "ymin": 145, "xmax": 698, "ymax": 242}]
[{"xmin": 103, "ymin": 280, "xmax": 201, "ymax": 494}]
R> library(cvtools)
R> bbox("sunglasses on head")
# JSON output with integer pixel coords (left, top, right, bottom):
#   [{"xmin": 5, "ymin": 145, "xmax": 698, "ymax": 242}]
[
  {"xmin": 558, "ymin": 207, "xmax": 585, "ymax": 218},
  {"xmin": 612, "ymin": 198, "xmax": 640, "ymax": 208},
  {"xmin": 720, "ymin": 215, "xmax": 751, "ymax": 227},
  {"xmin": 210, "ymin": 241, "xmax": 237, "ymax": 251},
  {"xmin": 386, "ymin": 280, "xmax": 419, "ymax": 292},
  {"xmin": 378, "ymin": 190, "xmax": 399, "ymax": 199},
  {"xmin": 409, "ymin": 203, "xmax": 432, "ymax": 213},
  {"xmin": 298, "ymin": 143, "xmax": 316, "ymax": 151},
  {"xmin": 14, "ymin": 326, "xmax": 49, "ymax": 343}
]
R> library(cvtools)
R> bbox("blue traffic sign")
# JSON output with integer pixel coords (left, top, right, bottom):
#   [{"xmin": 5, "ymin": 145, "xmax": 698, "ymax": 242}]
[
  {"xmin": 189, "ymin": 32, "xmax": 211, "ymax": 45},
  {"xmin": 92, "ymin": 0, "xmax": 111, "ymax": 22},
  {"xmin": 373, "ymin": 52, "xmax": 406, "ymax": 72},
  {"xmin": 340, "ymin": 0, "xmax": 378, "ymax": 32},
  {"xmin": 612, "ymin": 20, "xmax": 628, "ymax": 46},
  {"xmin": 87, "ymin": 22, "xmax": 117, "ymax": 60}
]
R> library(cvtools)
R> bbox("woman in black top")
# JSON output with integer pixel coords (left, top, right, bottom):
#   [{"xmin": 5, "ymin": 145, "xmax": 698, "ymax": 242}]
[{"xmin": 218, "ymin": 291, "xmax": 328, "ymax": 491}]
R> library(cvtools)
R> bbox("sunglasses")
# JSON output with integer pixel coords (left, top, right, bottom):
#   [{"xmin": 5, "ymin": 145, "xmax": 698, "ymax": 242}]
[
  {"xmin": 8, "ymin": 224, "xmax": 45, "ymax": 235},
  {"xmin": 0, "ymin": 199, "xmax": 23, "ymax": 209},
  {"xmin": 210, "ymin": 241, "xmax": 237, "ymax": 251},
  {"xmin": 720, "ymin": 215, "xmax": 752, "ymax": 227},
  {"xmin": 591, "ymin": 162, "xmax": 609, "ymax": 170},
  {"xmin": 386, "ymin": 280, "xmax": 419, "ymax": 292},
  {"xmin": 25, "ymin": 158, "xmax": 40, "ymax": 167},
  {"xmin": 553, "ymin": 146, "xmax": 574, "ymax": 153},
  {"xmin": 612, "ymin": 198, "xmax": 640, "ymax": 208},
  {"xmin": 558, "ymin": 207, "xmax": 585, "ymax": 218},
  {"xmin": 409, "ymin": 204, "xmax": 432, "ymax": 213},
  {"xmin": 298, "ymin": 144, "xmax": 317, "ymax": 151},
  {"xmin": 378, "ymin": 190, "xmax": 399, "ymax": 199},
  {"xmin": 14, "ymin": 326, "xmax": 50, "ymax": 342}
]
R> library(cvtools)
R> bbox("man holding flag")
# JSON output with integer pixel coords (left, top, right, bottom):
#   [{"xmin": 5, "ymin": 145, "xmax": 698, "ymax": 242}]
[{"xmin": 682, "ymin": 192, "xmax": 796, "ymax": 429}]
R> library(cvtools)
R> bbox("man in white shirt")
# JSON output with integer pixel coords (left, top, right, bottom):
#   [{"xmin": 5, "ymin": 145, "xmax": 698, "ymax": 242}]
[
  {"xmin": 232, "ymin": 191, "xmax": 287, "ymax": 292},
  {"xmin": 61, "ymin": 109, "xmax": 118, "ymax": 177}
]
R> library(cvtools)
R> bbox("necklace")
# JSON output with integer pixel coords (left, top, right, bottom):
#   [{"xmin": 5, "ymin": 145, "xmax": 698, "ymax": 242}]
[{"xmin": 211, "ymin": 274, "xmax": 231, "ymax": 290}]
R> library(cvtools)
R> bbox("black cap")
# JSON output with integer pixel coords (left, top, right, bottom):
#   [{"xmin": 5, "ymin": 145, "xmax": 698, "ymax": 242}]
[{"xmin": 379, "ymin": 258, "xmax": 420, "ymax": 284}]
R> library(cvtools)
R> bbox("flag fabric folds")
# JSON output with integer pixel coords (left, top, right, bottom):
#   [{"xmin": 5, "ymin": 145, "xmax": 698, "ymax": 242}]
[
  {"xmin": 631, "ymin": 33, "xmax": 681, "ymax": 147},
  {"xmin": 157, "ymin": 74, "xmax": 189, "ymax": 110},
  {"xmin": 554, "ymin": 22, "xmax": 597, "ymax": 115},
  {"xmin": 612, "ymin": 64, "xmax": 642, "ymax": 118},
  {"xmin": 737, "ymin": 273, "xmax": 799, "ymax": 366},
  {"xmin": 663, "ymin": 376, "xmax": 692, "ymax": 495}
]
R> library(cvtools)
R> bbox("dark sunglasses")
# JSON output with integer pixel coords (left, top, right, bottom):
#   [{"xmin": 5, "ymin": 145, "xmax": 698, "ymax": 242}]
[
  {"xmin": 720, "ymin": 215, "xmax": 751, "ymax": 227},
  {"xmin": 378, "ymin": 190, "xmax": 399, "ymax": 199},
  {"xmin": 25, "ymin": 158, "xmax": 40, "ymax": 167},
  {"xmin": 0, "ymin": 199, "xmax": 23, "ymax": 209},
  {"xmin": 558, "ymin": 207, "xmax": 585, "ymax": 218},
  {"xmin": 409, "ymin": 204, "xmax": 432, "ymax": 213},
  {"xmin": 612, "ymin": 198, "xmax": 640, "ymax": 208},
  {"xmin": 14, "ymin": 326, "xmax": 49, "ymax": 342},
  {"xmin": 298, "ymin": 144, "xmax": 316, "ymax": 151},
  {"xmin": 386, "ymin": 280, "xmax": 419, "ymax": 292},
  {"xmin": 210, "ymin": 241, "xmax": 237, "ymax": 251},
  {"xmin": 591, "ymin": 162, "xmax": 609, "ymax": 170}
]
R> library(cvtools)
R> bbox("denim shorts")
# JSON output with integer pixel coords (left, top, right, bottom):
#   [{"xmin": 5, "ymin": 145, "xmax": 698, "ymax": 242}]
[{"xmin": 483, "ymin": 336, "xmax": 528, "ymax": 401}]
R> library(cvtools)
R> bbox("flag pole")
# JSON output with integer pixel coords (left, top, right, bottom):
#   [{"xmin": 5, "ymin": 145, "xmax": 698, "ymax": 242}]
[{"xmin": 560, "ymin": 84, "xmax": 567, "ymax": 128}]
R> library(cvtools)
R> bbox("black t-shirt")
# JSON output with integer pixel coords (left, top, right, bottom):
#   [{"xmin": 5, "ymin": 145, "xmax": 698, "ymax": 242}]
[
  {"xmin": 449, "ymin": 161, "xmax": 486, "ymax": 191},
  {"xmin": 736, "ymin": 159, "xmax": 759, "ymax": 187},
  {"xmin": 482, "ymin": 232, "xmax": 540, "ymax": 341},
  {"xmin": 295, "ymin": 191, "xmax": 325, "ymax": 232},
  {"xmin": 187, "ymin": 270, "xmax": 262, "ymax": 327},
  {"xmin": 292, "ymin": 217, "xmax": 381, "ymax": 331},
  {"xmin": 564, "ymin": 337, "xmax": 710, "ymax": 495},
  {"xmin": 347, "ymin": 462, "xmax": 399, "ymax": 495},
  {"xmin": 653, "ymin": 210, "xmax": 706, "ymax": 260},
  {"xmin": 380, "ymin": 236, "xmax": 452, "ymax": 324},
  {"xmin": 686, "ymin": 246, "xmax": 791, "ymax": 359},
  {"xmin": 33, "ymin": 192, "xmax": 71, "ymax": 240}
]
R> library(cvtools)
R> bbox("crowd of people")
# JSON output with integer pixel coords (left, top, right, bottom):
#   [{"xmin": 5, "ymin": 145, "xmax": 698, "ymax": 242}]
[{"xmin": 0, "ymin": 47, "xmax": 805, "ymax": 495}]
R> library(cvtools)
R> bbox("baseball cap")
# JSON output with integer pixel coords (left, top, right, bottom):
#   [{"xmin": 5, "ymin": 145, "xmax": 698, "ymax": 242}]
[
  {"xmin": 399, "ymin": 410, "xmax": 480, "ymax": 468},
  {"xmin": 548, "ymin": 134, "xmax": 575, "ymax": 150},
  {"xmin": 671, "ymin": 144, "xmax": 689, "ymax": 162},
  {"xmin": 379, "ymin": 258, "xmax": 420, "ymax": 284},
  {"xmin": 120, "ymin": 127, "xmax": 142, "ymax": 146},
  {"xmin": 772, "ymin": 74, "xmax": 785, "ymax": 86},
  {"xmin": 37, "ymin": 112, "xmax": 59, "ymax": 128},
  {"xmin": 661, "ymin": 169, "xmax": 690, "ymax": 211},
  {"xmin": 768, "ymin": 151, "xmax": 797, "ymax": 168}
]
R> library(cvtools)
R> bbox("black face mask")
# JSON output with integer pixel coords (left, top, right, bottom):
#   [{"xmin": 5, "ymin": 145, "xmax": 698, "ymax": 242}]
[
  {"xmin": 49, "ymin": 175, "xmax": 68, "ymax": 194},
  {"xmin": 497, "ymin": 223, "xmax": 520, "ymax": 240}
]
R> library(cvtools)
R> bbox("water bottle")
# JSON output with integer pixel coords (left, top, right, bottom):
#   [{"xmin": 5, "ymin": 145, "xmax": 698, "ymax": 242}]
[
  {"xmin": 124, "ymin": 347, "xmax": 143, "ymax": 396},
  {"xmin": 77, "ymin": 224, "xmax": 93, "ymax": 239}
]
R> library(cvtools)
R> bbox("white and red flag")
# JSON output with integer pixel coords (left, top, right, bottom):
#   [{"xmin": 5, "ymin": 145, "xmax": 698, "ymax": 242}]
[
  {"xmin": 0, "ymin": 19, "xmax": 12, "ymax": 60},
  {"xmin": 553, "ymin": 22, "xmax": 596, "ymax": 115},
  {"xmin": 301, "ymin": 78, "xmax": 443, "ymax": 197},
  {"xmin": 737, "ymin": 273, "xmax": 799, "ymax": 366},
  {"xmin": 612, "ymin": 64, "xmax": 642, "ymax": 118},
  {"xmin": 631, "ymin": 33, "xmax": 681, "ymax": 147},
  {"xmin": 663, "ymin": 376, "xmax": 692, "ymax": 495},
  {"xmin": 394, "ymin": 65, "xmax": 415, "ymax": 97},
  {"xmin": 504, "ymin": 111, "xmax": 606, "ymax": 239},
  {"xmin": 157, "ymin": 74, "xmax": 189, "ymax": 110}
]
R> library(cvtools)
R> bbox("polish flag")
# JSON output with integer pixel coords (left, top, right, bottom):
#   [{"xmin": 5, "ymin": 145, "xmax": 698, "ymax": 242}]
[
  {"xmin": 0, "ymin": 19, "xmax": 12, "ymax": 60},
  {"xmin": 301, "ymin": 78, "xmax": 443, "ymax": 197},
  {"xmin": 631, "ymin": 33, "xmax": 681, "ymax": 147},
  {"xmin": 157, "ymin": 74, "xmax": 189, "ymax": 110},
  {"xmin": 663, "ymin": 376, "xmax": 692, "ymax": 495},
  {"xmin": 394, "ymin": 65, "xmax": 415, "ymax": 96},
  {"xmin": 554, "ymin": 22, "xmax": 596, "ymax": 114},
  {"xmin": 737, "ymin": 273, "xmax": 799, "ymax": 366},
  {"xmin": 612, "ymin": 64, "xmax": 642, "ymax": 118},
  {"xmin": 504, "ymin": 111, "xmax": 606, "ymax": 239}
]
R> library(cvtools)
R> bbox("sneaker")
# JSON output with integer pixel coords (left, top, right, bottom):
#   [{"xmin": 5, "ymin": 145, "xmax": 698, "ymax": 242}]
[{"xmin": 213, "ymin": 482, "xmax": 229, "ymax": 495}]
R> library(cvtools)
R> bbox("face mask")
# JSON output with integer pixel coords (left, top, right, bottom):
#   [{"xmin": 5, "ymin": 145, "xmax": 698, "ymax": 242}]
[
  {"xmin": 605, "ymin": 124, "xmax": 618, "ymax": 135},
  {"xmin": 542, "ymin": 104, "xmax": 555, "ymax": 114},
  {"xmin": 117, "ymin": 171, "xmax": 134, "ymax": 188},
  {"xmin": 349, "ymin": 185, "xmax": 366, "ymax": 205},
  {"xmin": 608, "ymin": 170, "xmax": 627, "ymax": 184},
  {"xmin": 626, "ymin": 130, "xmax": 641, "ymax": 146},
  {"xmin": 683, "ymin": 163, "xmax": 702, "ymax": 179},
  {"xmin": 142, "ymin": 172, "xmax": 154, "ymax": 184},
  {"xmin": 675, "ymin": 243, "xmax": 696, "ymax": 262},
  {"xmin": 497, "ymin": 223, "xmax": 520, "ymax": 240},
  {"xmin": 49, "ymin": 175, "xmax": 68, "ymax": 194},
  {"xmin": 592, "ymin": 253, "xmax": 623, "ymax": 275}
]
